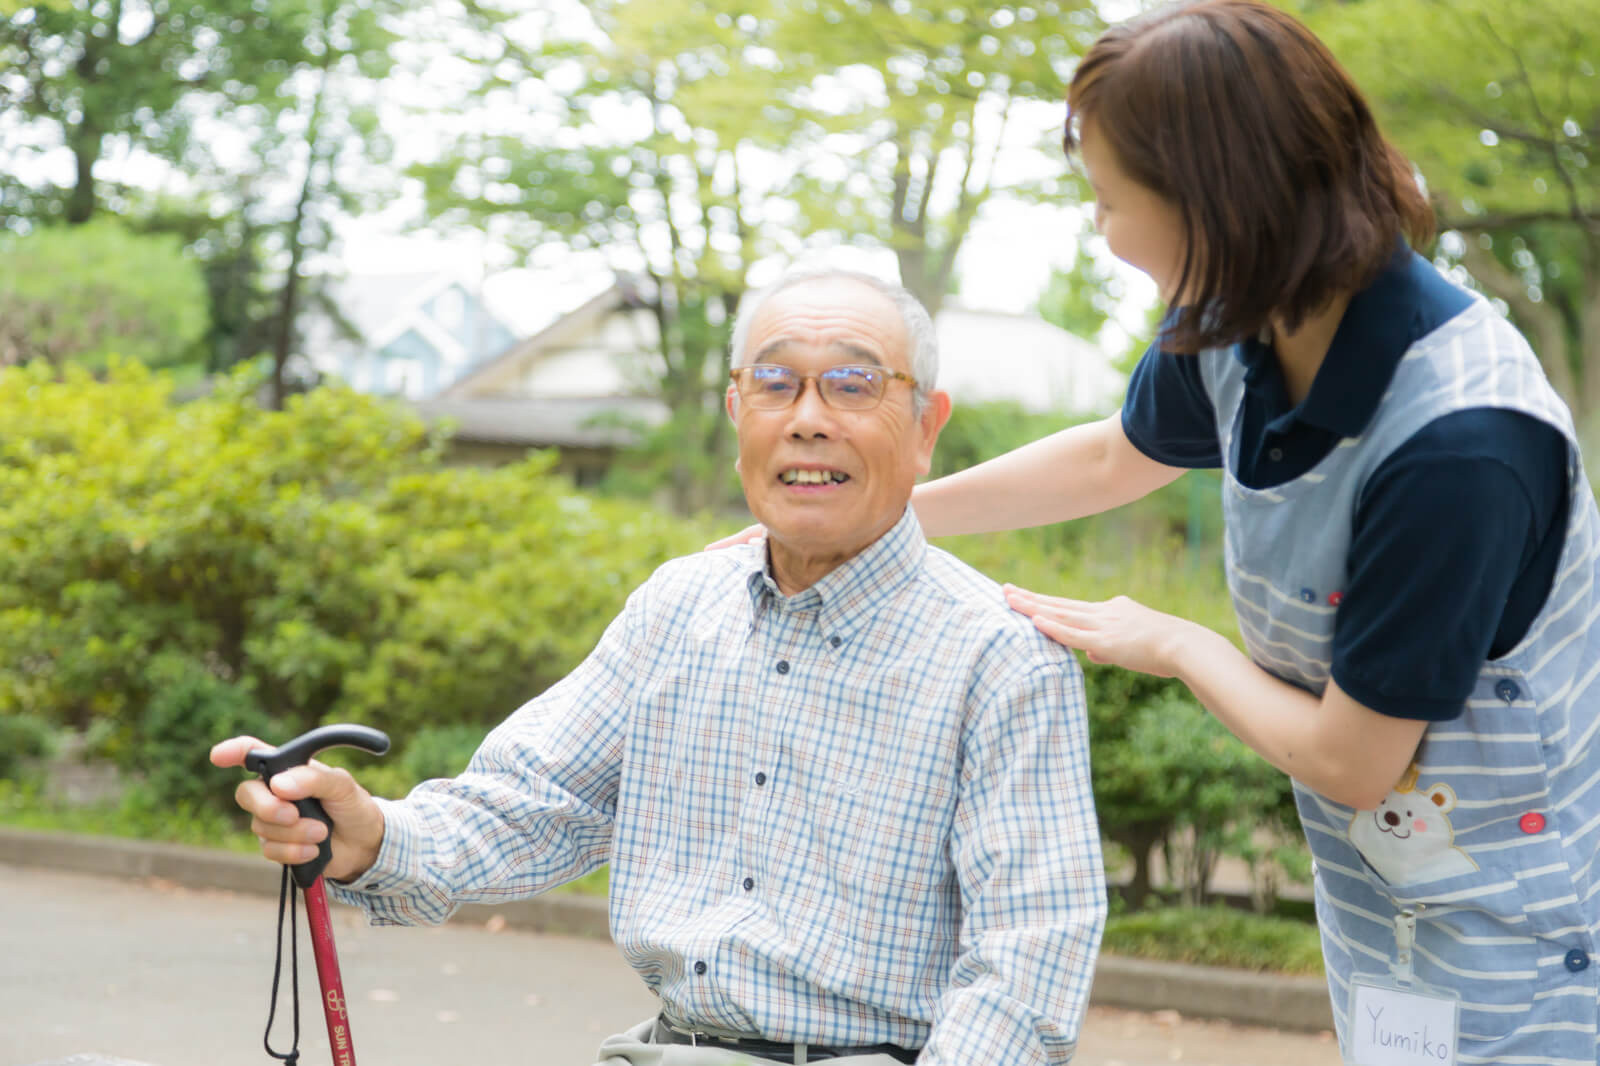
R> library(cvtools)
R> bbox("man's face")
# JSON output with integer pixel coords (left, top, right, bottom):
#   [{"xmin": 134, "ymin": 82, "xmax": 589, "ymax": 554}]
[{"xmin": 727, "ymin": 277, "xmax": 951, "ymax": 590}]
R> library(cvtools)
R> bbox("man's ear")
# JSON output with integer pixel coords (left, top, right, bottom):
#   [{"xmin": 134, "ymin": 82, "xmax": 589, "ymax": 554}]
[{"xmin": 914, "ymin": 390, "xmax": 953, "ymax": 476}]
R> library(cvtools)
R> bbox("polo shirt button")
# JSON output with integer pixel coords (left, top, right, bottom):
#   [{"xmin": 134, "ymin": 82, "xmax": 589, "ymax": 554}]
[
  {"xmin": 694, "ymin": 961, "xmax": 707, "ymax": 976},
  {"xmin": 1495, "ymin": 679, "xmax": 1520, "ymax": 703},
  {"xmin": 1519, "ymin": 812, "xmax": 1546, "ymax": 834},
  {"xmin": 742, "ymin": 877, "xmax": 755, "ymax": 891},
  {"xmin": 775, "ymin": 660, "xmax": 790, "ymax": 674},
  {"xmin": 1564, "ymin": 949, "xmax": 1589, "ymax": 973},
  {"xmin": 1269, "ymin": 447, "xmax": 1284, "ymax": 462}
]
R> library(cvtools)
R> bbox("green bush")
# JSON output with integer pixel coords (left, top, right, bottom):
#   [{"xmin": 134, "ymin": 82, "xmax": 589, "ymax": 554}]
[
  {"xmin": 0, "ymin": 219, "xmax": 209, "ymax": 371},
  {"xmin": 1103, "ymin": 905, "xmax": 1324, "ymax": 974},
  {"xmin": 0, "ymin": 363, "xmax": 711, "ymax": 820},
  {"xmin": 0, "ymin": 713, "xmax": 56, "ymax": 781}
]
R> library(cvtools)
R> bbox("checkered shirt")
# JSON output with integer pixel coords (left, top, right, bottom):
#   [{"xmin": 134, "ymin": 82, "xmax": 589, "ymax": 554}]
[{"xmin": 335, "ymin": 507, "xmax": 1106, "ymax": 1063}]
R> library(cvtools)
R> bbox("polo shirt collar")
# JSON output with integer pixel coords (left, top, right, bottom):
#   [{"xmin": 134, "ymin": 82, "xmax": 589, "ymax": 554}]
[{"xmin": 1234, "ymin": 239, "xmax": 1420, "ymax": 438}]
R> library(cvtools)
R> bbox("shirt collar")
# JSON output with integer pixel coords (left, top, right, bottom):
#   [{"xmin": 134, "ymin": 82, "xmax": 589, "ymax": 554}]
[
  {"xmin": 1234, "ymin": 239, "xmax": 1423, "ymax": 438},
  {"xmin": 742, "ymin": 507, "xmax": 927, "ymax": 638}
]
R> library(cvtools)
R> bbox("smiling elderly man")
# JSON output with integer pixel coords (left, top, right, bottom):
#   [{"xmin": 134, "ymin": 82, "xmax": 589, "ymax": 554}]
[{"xmin": 212, "ymin": 268, "xmax": 1106, "ymax": 1065}]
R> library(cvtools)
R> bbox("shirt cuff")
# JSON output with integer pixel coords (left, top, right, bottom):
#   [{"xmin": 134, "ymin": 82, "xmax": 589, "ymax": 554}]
[{"xmin": 330, "ymin": 796, "xmax": 425, "ymax": 897}]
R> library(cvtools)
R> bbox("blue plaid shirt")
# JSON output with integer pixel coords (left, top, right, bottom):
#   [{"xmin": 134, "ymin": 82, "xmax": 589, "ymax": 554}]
[{"xmin": 336, "ymin": 508, "xmax": 1105, "ymax": 1063}]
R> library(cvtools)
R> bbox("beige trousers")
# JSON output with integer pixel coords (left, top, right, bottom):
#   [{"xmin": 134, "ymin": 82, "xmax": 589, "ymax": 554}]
[{"xmin": 592, "ymin": 1017, "xmax": 914, "ymax": 1066}]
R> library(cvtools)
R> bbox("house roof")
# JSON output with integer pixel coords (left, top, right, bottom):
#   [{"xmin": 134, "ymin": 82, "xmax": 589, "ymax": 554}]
[
  {"xmin": 441, "ymin": 277, "xmax": 651, "ymax": 399},
  {"xmin": 413, "ymin": 394, "xmax": 669, "ymax": 448}
]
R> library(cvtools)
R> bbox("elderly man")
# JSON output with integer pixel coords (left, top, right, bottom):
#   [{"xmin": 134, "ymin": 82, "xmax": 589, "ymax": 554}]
[{"xmin": 212, "ymin": 269, "xmax": 1106, "ymax": 1064}]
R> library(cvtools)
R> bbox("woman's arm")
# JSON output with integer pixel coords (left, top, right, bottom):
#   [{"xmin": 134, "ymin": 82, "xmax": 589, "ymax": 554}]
[
  {"xmin": 912, "ymin": 412, "xmax": 1188, "ymax": 538},
  {"xmin": 1005, "ymin": 588, "xmax": 1426, "ymax": 809}
]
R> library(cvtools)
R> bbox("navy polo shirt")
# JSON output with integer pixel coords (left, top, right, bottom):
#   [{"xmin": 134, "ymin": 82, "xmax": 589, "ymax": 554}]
[{"xmin": 1121, "ymin": 245, "xmax": 1570, "ymax": 721}]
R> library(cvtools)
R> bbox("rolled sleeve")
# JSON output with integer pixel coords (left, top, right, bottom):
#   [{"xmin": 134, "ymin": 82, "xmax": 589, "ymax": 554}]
[{"xmin": 924, "ymin": 659, "xmax": 1107, "ymax": 1064}]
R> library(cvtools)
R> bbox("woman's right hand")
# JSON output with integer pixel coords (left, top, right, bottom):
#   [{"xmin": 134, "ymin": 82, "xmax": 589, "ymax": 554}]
[{"xmin": 704, "ymin": 523, "xmax": 766, "ymax": 550}]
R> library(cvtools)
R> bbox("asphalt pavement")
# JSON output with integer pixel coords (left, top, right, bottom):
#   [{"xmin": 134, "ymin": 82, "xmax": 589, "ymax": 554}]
[{"xmin": 3, "ymin": 865, "xmax": 1342, "ymax": 1066}]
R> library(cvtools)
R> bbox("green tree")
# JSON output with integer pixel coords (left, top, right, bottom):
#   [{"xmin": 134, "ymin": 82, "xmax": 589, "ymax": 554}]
[
  {"xmin": 1301, "ymin": 0, "xmax": 1600, "ymax": 421},
  {"xmin": 0, "ymin": 218, "xmax": 208, "ymax": 369},
  {"xmin": 0, "ymin": 1, "xmax": 314, "ymax": 225},
  {"xmin": 415, "ymin": 0, "xmax": 1098, "ymax": 512},
  {"xmin": 2, "ymin": 1, "xmax": 407, "ymax": 393},
  {"xmin": 776, "ymin": 0, "xmax": 1099, "ymax": 315}
]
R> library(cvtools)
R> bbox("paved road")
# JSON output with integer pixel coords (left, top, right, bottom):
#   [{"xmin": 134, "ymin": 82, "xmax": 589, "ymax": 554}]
[{"xmin": 3, "ymin": 865, "xmax": 1341, "ymax": 1066}]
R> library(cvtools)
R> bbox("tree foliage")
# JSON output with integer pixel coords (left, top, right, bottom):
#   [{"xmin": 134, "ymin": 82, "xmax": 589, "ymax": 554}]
[
  {"xmin": 413, "ymin": 0, "xmax": 1097, "ymax": 512},
  {"xmin": 0, "ymin": 218, "xmax": 208, "ymax": 369},
  {"xmin": 1299, "ymin": 0, "xmax": 1600, "ymax": 420}
]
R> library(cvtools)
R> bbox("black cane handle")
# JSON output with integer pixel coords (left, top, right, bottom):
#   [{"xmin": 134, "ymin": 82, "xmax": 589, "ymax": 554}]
[{"xmin": 245, "ymin": 725, "xmax": 390, "ymax": 889}]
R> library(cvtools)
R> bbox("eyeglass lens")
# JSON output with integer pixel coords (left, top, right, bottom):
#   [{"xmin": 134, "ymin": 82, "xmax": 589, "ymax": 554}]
[{"xmin": 740, "ymin": 365, "xmax": 886, "ymax": 409}]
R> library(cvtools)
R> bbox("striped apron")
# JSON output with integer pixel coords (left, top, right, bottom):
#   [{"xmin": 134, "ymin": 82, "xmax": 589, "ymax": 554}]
[{"xmin": 1201, "ymin": 296, "xmax": 1600, "ymax": 1064}]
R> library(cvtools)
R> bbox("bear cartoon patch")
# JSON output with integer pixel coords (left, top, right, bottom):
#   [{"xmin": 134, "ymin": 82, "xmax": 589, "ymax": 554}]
[{"xmin": 1348, "ymin": 763, "xmax": 1478, "ymax": 884}]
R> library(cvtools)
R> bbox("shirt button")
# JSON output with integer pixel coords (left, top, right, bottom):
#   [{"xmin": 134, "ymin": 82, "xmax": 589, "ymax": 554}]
[
  {"xmin": 1564, "ymin": 949, "xmax": 1589, "ymax": 973},
  {"xmin": 1299, "ymin": 587, "xmax": 1316, "ymax": 603},
  {"xmin": 1519, "ymin": 811, "xmax": 1546, "ymax": 834},
  {"xmin": 829, "ymin": 636, "xmax": 842, "ymax": 648},
  {"xmin": 1268, "ymin": 447, "xmax": 1284, "ymax": 462},
  {"xmin": 1495, "ymin": 679, "xmax": 1520, "ymax": 703},
  {"xmin": 742, "ymin": 877, "xmax": 755, "ymax": 891},
  {"xmin": 754, "ymin": 771, "xmax": 767, "ymax": 786},
  {"xmin": 693, "ymin": 961, "xmax": 707, "ymax": 976},
  {"xmin": 775, "ymin": 660, "xmax": 790, "ymax": 674}
]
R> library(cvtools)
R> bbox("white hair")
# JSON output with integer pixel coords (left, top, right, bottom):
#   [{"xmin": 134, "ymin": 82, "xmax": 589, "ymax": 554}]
[{"xmin": 728, "ymin": 268, "xmax": 938, "ymax": 413}]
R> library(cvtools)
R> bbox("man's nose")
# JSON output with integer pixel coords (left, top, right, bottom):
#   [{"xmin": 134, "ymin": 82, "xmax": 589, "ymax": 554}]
[{"xmin": 785, "ymin": 378, "xmax": 838, "ymax": 435}]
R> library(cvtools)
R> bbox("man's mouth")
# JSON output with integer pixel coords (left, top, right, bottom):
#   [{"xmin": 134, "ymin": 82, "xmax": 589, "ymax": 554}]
[{"xmin": 779, "ymin": 468, "xmax": 850, "ymax": 486}]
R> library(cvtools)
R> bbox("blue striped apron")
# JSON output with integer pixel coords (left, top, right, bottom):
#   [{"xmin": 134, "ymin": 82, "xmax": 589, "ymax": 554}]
[{"xmin": 1200, "ymin": 296, "xmax": 1600, "ymax": 1064}]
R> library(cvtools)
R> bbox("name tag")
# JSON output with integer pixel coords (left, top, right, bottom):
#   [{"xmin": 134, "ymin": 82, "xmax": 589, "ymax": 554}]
[{"xmin": 1348, "ymin": 980, "xmax": 1458, "ymax": 1066}]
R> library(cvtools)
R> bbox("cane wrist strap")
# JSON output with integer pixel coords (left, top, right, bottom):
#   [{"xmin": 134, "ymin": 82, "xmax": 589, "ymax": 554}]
[{"xmin": 264, "ymin": 865, "xmax": 301, "ymax": 1065}]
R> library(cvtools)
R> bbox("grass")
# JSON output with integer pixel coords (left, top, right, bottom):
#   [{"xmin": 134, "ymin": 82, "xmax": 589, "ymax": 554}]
[{"xmin": 1102, "ymin": 905, "xmax": 1325, "ymax": 975}]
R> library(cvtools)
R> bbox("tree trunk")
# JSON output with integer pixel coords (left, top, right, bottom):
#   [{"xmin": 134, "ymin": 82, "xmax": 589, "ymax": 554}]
[{"xmin": 66, "ymin": 127, "xmax": 102, "ymax": 225}]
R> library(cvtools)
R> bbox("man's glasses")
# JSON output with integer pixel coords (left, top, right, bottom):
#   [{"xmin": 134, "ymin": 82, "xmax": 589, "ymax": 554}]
[{"xmin": 730, "ymin": 364, "xmax": 918, "ymax": 411}]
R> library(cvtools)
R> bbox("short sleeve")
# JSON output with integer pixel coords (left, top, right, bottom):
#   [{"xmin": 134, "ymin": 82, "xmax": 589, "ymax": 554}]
[
  {"xmin": 1120, "ymin": 343, "xmax": 1224, "ymax": 468},
  {"xmin": 1330, "ymin": 409, "xmax": 1568, "ymax": 720}
]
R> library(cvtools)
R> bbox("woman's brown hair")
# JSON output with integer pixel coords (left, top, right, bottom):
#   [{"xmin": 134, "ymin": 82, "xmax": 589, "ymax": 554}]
[{"xmin": 1064, "ymin": 0, "xmax": 1434, "ymax": 352}]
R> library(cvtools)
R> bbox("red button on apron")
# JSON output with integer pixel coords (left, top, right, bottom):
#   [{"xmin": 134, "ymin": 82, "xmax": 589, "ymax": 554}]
[{"xmin": 1519, "ymin": 812, "xmax": 1546, "ymax": 834}]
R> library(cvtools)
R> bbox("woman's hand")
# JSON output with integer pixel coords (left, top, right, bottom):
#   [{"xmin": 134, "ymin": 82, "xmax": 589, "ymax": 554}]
[
  {"xmin": 704, "ymin": 523, "xmax": 766, "ymax": 550},
  {"xmin": 1003, "ymin": 585, "xmax": 1201, "ymax": 678}
]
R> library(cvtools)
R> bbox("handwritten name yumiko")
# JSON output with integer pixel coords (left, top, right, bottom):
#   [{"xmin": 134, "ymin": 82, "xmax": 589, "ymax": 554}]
[{"xmin": 1368, "ymin": 1006, "xmax": 1450, "ymax": 1061}]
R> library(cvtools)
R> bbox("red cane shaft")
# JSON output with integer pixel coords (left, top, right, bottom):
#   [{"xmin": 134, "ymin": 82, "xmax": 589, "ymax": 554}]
[{"xmin": 303, "ymin": 877, "xmax": 357, "ymax": 1066}]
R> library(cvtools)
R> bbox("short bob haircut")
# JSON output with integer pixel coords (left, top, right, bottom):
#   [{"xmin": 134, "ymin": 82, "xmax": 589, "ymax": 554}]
[{"xmin": 1064, "ymin": 0, "xmax": 1434, "ymax": 353}]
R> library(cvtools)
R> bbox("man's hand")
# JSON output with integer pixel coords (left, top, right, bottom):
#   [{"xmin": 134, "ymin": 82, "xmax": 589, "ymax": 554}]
[
  {"xmin": 210, "ymin": 736, "xmax": 387, "ymax": 884},
  {"xmin": 703, "ymin": 523, "xmax": 766, "ymax": 550}
]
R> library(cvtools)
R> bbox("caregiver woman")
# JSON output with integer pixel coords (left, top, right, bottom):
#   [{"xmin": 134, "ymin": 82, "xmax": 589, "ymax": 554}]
[
  {"xmin": 929, "ymin": 2, "xmax": 1600, "ymax": 1061},
  {"xmin": 716, "ymin": 1, "xmax": 1600, "ymax": 1060}
]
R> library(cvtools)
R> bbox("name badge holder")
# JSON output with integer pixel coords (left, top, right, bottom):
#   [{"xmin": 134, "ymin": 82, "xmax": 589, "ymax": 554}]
[{"xmin": 1346, "ymin": 908, "xmax": 1460, "ymax": 1066}]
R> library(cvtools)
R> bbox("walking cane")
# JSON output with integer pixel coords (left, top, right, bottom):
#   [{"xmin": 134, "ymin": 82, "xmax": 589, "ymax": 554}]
[{"xmin": 245, "ymin": 724, "xmax": 390, "ymax": 1066}]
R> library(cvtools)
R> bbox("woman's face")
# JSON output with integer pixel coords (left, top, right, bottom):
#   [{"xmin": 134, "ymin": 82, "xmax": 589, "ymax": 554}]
[{"xmin": 1078, "ymin": 119, "xmax": 1188, "ymax": 303}]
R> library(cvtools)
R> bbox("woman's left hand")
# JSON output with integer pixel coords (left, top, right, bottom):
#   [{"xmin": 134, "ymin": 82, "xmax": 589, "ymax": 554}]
[{"xmin": 1003, "ymin": 584, "xmax": 1198, "ymax": 678}]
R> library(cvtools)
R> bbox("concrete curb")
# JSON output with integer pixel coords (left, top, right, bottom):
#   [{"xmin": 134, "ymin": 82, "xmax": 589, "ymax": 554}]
[{"xmin": 0, "ymin": 826, "xmax": 1333, "ymax": 1033}]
